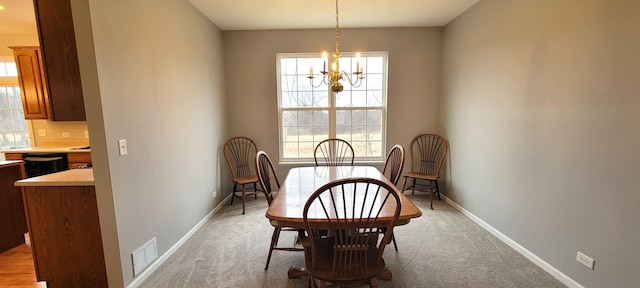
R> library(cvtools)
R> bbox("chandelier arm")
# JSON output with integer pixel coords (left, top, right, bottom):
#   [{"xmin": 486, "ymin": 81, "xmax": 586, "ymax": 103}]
[
  {"xmin": 340, "ymin": 71, "xmax": 364, "ymax": 88},
  {"xmin": 308, "ymin": 74, "xmax": 329, "ymax": 88}
]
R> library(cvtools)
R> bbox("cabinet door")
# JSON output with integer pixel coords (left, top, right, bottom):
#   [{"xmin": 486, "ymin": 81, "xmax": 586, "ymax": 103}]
[
  {"xmin": 11, "ymin": 48, "xmax": 49, "ymax": 119},
  {"xmin": 33, "ymin": 0, "xmax": 86, "ymax": 121}
]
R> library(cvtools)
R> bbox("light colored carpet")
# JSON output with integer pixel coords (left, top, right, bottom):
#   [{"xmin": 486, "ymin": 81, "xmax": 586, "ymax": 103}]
[{"xmin": 139, "ymin": 194, "xmax": 566, "ymax": 288}]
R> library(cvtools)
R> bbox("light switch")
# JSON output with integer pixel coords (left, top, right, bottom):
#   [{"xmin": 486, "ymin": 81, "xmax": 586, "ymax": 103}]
[
  {"xmin": 118, "ymin": 139, "xmax": 128, "ymax": 156},
  {"xmin": 62, "ymin": 132, "xmax": 70, "ymax": 138},
  {"xmin": 84, "ymin": 131, "xmax": 89, "ymax": 138},
  {"xmin": 38, "ymin": 129, "xmax": 46, "ymax": 136}
]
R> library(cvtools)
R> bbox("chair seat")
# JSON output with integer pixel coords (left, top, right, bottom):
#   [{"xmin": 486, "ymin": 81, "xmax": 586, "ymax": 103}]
[
  {"xmin": 402, "ymin": 172, "xmax": 439, "ymax": 181},
  {"xmin": 235, "ymin": 175, "xmax": 259, "ymax": 185}
]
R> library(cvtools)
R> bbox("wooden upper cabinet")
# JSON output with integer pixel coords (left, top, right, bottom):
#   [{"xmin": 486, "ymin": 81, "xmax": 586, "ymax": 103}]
[
  {"xmin": 11, "ymin": 47, "xmax": 50, "ymax": 120},
  {"xmin": 32, "ymin": 0, "xmax": 86, "ymax": 121}
]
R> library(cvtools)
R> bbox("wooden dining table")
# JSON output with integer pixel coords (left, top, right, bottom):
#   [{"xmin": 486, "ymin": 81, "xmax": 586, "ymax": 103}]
[{"xmin": 265, "ymin": 165, "xmax": 423, "ymax": 280}]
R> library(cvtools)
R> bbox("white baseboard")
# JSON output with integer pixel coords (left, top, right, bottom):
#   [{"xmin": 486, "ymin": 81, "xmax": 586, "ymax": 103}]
[
  {"xmin": 441, "ymin": 195, "xmax": 585, "ymax": 288},
  {"xmin": 126, "ymin": 193, "xmax": 233, "ymax": 288}
]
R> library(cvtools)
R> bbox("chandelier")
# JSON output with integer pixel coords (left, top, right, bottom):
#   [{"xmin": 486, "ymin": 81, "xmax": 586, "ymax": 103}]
[{"xmin": 308, "ymin": 0, "xmax": 364, "ymax": 93}]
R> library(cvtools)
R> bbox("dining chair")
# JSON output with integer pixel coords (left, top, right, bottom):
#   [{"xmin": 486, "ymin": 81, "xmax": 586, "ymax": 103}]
[
  {"xmin": 313, "ymin": 138, "xmax": 354, "ymax": 166},
  {"xmin": 400, "ymin": 133, "xmax": 449, "ymax": 210},
  {"xmin": 223, "ymin": 136, "xmax": 261, "ymax": 215},
  {"xmin": 299, "ymin": 177, "xmax": 401, "ymax": 287},
  {"xmin": 381, "ymin": 144, "xmax": 405, "ymax": 251},
  {"xmin": 255, "ymin": 151, "xmax": 303, "ymax": 270}
]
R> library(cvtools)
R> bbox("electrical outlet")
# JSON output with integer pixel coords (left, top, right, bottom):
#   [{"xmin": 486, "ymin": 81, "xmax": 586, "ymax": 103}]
[
  {"xmin": 576, "ymin": 251, "xmax": 595, "ymax": 269},
  {"xmin": 212, "ymin": 190, "xmax": 217, "ymax": 199},
  {"xmin": 62, "ymin": 132, "xmax": 70, "ymax": 138},
  {"xmin": 84, "ymin": 130, "xmax": 89, "ymax": 138},
  {"xmin": 38, "ymin": 129, "xmax": 46, "ymax": 136}
]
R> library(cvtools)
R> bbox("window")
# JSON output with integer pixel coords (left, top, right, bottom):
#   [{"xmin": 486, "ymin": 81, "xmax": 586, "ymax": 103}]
[
  {"xmin": 0, "ymin": 61, "xmax": 29, "ymax": 148},
  {"xmin": 277, "ymin": 52, "xmax": 388, "ymax": 163}
]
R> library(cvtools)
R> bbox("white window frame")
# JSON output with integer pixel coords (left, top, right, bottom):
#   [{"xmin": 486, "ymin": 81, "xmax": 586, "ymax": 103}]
[
  {"xmin": 0, "ymin": 61, "xmax": 31, "ymax": 149},
  {"xmin": 276, "ymin": 52, "xmax": 389, "ymax": 164}
]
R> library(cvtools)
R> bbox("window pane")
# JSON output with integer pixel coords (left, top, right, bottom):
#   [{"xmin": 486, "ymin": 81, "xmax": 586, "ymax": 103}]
[
  {"xmin": 281, "ymin": 92, "xmax": 295, "ymax": 108},
  {"xmin": 284, "ymin": 142, "xmax": 299, "ymax": 158},
  {"xmin": 367, "ymin": 110, "xmax": 382, "ymax": 125},
  {"xmin": 281, "ymin": 75, "xmax": 297, "ymax": 92},
  {"xmin": 283, "ymin": 127, "xmax": 298, "ymax": 142},
  {"xmin": 298, "ymin": 141, "xmax": 314, "ymax": 158},
  {"xmin": 282, "ymin": 111, "xmax": 297, "ymax": 126},
  {"xmin": 336, "ymin": 110, "xmax": 351, "ymax": 125},
  {"xmin": 280, "ymin": 58, "xmax": 297, "ymax": 75},
  {"xmin": 13, "ymin": 131, "xmax": 29, "ymax": 147},
  {"xmin": 313, "ymin": 91, "xmax": 328, "ymax": 107},
  {"xmin": 367, "ymin": 125, "xmax": 382, "ymax": 141},
  {"xmin": 298, "ymin": 111, "xmax": 313, "ymax": 126},
  {"xmin": 5, "ymin": 63, "xmax": 17, "ymax": 77},
  {"xmin": 367, "ymin": 57, "xmax": 384, "ymax": 73},
  {"xmin": 0, "ymin": 88, "xmax": 9, "ymax": 108},
  {"xmin": 12, "ymin": 110, "xmax": 27, "ymax": 130},
  {"xmin": 352, "ymin": 91, "xmax": 367, "ymax": 107},
  {"xmin": 352, "ymin": 110, "xmax": 366, "ymax": 125},
  {"xmin": 8, "ymin": 87, "xmax": 22, "ymax": 109},
  {"xmin": 367, "ymin": 91, "xmax": 383, "ymax": 107},
  {"xmin": 335, "ymin": 91, "xmax": 350, "ymax": 107},
  {"xmin": 313, "ymin": 110, "xmax": 328, "ymax": 126},
  {"xmin": 336, "ymin": 125, "xmax": 351, "ymax": 141},
  {"xmin": 0, "ymin": 110, "xmax": 13, "ymax": 130},
  {"xmin": 367, "ymin": 74, "xmax": 383, "ymax": 90}
]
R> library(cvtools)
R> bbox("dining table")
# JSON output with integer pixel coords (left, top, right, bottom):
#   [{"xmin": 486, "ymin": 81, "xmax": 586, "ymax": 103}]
[{"xmin": 265, "ymin": 165, "xmax": 423, "ymax": 280}]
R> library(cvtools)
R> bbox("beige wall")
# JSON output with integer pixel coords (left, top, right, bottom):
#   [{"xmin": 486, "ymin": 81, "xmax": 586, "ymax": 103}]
[
  {"xmin": 0, "ymin": 34, "xmax": 39, "ymax": 56},
  {"xmin": 30, "ymin": 120, "xmax": 89, "ymax": 147},
  {"xmin": 76, "ymin": 0, "xmax": 228, "ymax": 286},
  {"xmin": 223, "ymin": 28, "xmax": 442, "ymax": 179},
  {"xmin": 442, "ymin": 0, "xmax": 640, "ymax": 287}
]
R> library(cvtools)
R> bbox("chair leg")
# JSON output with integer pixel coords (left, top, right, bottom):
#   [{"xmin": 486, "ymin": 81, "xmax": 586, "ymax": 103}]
[
  {"xmin": 435, "ymin": 180, "xmax": 441, "ymax": 200},
  {"xmin": 241, "ymin": 183, "xmax": 247, "ymax": 215},
  {"xmin": 411, "ymin": 177, "xmax": 417, "ymax": 195},
  {"xmin": 265, "ymin": 227, "xmax": 281, "ymax": 270},
  {"xmin": 391, "ymin": 232, "xmax": 398, "ymax": 252},
  {"xmin": 400, "ymin": 176, "xmax": 408, "ymax": 194},
  {"xmin": 429, "ymin": 180, "xmax": 434, "ymax": 210},
  {"xmin": 369, "ymin": 277, "xmax": 379, "ymax": 288},
  {"xmin": 230, "ymin": 182, "xmax": 237, "ymax": 205},
  {"xmin": 253, "ymin": 182, "xmax": 258, "ymax": 199}
]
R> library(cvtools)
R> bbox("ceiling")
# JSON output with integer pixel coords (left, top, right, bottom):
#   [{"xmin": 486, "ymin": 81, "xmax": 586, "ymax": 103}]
[
  {"xmin": 189, "ymin": 0, "xmax": 481, "ymax": 31},
  {"xmin": 0, "ymin": 0, "xmax": 37, "ymax": 34},
  {"xmin": 0, "ymin": 0, "xmax": 480, "ymax": 34}
]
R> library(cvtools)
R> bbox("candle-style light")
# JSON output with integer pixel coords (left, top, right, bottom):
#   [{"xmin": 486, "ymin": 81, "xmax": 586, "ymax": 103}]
[{"xmin": 308, "ymin": 0, "xmax": 364, "ymax": 93}]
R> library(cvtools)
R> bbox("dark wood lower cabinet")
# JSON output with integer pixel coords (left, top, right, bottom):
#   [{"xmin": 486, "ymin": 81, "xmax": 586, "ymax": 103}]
[
  {"xmin": 0, "ymin": 161, "xmax": 27, "ymax": 253},
  {"xmin": 21, "ymin": 185, "xmax": 107, "ymax": 287}
]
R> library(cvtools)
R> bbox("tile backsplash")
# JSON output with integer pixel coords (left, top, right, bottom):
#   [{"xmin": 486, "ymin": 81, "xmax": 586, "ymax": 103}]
[{"xmin": 30, "ymin": 120, "xmax": 90, "ymax": 147}]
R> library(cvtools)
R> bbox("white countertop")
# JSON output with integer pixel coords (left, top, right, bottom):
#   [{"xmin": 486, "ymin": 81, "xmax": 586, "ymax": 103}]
[
  {"xmin": 15, "ymin": 168, "xmax": 94, "ymax": 187},
  {"xmin": 2, "ymin": 146, "xmax": 91, "ymax": 153}
]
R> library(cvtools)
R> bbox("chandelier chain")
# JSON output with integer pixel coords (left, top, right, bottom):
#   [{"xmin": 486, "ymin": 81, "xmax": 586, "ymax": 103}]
[{"xmin": 335, "ymin": 0, "xmax": 340, "ymax": 55}]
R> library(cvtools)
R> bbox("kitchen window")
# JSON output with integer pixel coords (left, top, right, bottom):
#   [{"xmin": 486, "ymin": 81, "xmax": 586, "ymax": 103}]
[
  {"xmin": 0, "ymin": 61, "xmax": 30, "ymax": 148},
  {"xmin": 276, "ymin": 52, "xmax": 388, "ymax": 163}
]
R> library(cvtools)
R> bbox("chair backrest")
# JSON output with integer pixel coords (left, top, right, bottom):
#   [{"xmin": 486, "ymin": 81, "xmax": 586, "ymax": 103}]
[
  {"xmin": 382, "ymin": 144, "xmax": 405, "ymax": 185},
  {"xmin": 255, "ymin": 150, "xmax": 279, "ymax": 206},
  {"xmin": 409, "ymin": 133, "xmax": 448, "ymax": 176},
  {"xmin": 302, "ymin": 177, "xmax": 401, "ymax": 279},
  {"xmin": 223, "ymin": 136, "xmax": 258, "ymax": 181},
  {"xmin": 314, "ymin": 138, "xmax": 354, "ymax": 166}
]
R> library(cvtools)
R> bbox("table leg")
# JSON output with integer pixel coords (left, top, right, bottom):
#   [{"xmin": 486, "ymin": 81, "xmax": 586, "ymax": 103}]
[{"xmin": 287, "ymin": 266, "xmax": 308, "ymax": 279}]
